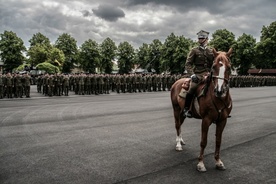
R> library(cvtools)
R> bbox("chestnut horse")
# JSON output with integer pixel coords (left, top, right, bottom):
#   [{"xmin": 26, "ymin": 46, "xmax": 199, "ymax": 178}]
[{"xmin": 170, "ymin": 48, "xmax": 233, "ymax": 172}]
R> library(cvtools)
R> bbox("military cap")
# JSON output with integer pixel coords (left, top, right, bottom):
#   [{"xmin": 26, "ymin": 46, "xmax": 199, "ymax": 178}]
[{"xmin": 197, "ymin": 30, "xmax": 209, "ymax": 39}]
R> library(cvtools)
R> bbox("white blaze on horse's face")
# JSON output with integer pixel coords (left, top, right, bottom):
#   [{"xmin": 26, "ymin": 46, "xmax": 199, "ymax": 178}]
[{"xmin": 217, "ymin": 61, "xmax": 225, "ymax": 92}]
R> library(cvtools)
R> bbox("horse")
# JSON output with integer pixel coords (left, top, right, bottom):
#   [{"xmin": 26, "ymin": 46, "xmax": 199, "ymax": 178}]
[{"xmin": 170, "ymin": 48, "xmax": 233, "ymax": 172}]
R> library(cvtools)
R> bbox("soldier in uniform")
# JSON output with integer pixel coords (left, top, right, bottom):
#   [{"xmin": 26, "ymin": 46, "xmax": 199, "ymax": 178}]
[
  {"xmin": 114, "ymin": 74, "xmax": 120, "ymax": 93},
  {"xmin": 14, "ymin": 73, "xmax": 23, "ymax": 98},
  {"xmin": 5, "ymin": 72, "xmax": 14, "ymax": 98},
  {"xmin": 146, "ymin": 74, "xmax": 152, "ymax": 92},
  {"xmin": 183, "ymin": 30, "xmax": 214, "ymax": 118},
  {"xmin": 121, "ymin": 74, "xmax": 126, "ymax": 93},
  {"xmin": 42, "ymin": 73, "xmax": 49, "ymax": 96},
  {"xmin": 24, "ymin": 73, "xmax": 31, "ymax": 98},
  {"xmin": 91, "ymin": 74, "xmax": 98, "ymax": 95},
  {"xmin": 98, "ymin": 74, "xmax": 104, "ymax": 94},
  {"xmin": 63, "ymin": 74, "xmax": 70, "ymax": 96},
  {"xmin": 47, "ymin": 74, "xmax": 54, "ymax": 97},
  {"xmin": 85, "ymin": 74, "xmax": 92, "ymax": 95},
  {"xmin": 0, "ymin": 73, "xmax": 4, "ymax": 99}
]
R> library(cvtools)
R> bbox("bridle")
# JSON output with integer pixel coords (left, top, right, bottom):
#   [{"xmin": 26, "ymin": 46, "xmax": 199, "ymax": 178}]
[{"xmin": 212, "ymin": 75, "xmax": 229, "ymax": 83}]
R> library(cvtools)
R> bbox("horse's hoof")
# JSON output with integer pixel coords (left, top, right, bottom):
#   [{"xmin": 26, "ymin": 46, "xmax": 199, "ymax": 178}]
[
  {"xmin": 197, "ymin": 163, "xmax": 207, "ymax": 172},
  {"xmin": 181, "ymin": 140, "xmax": 186, "ymax": 145},
  {"xmin": 216, "ymin": 164, "xmax": 226, "ymax": 171},
  {"xmin": 215, "ymin": 160, "xmax": 226, "ymax": 170},
  {"xmin": 176, "ymin": 146, "xmax": 183, "ymax": 151}
]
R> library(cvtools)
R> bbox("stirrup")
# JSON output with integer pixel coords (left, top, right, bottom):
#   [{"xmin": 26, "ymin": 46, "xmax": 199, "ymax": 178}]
[
  {"xmin": 185, "ymin": 110, "xmax": 192, "ymax": 118},
  {"xmin": 183, "ymin": 108, "xmax": 192, "ymax": 118}
]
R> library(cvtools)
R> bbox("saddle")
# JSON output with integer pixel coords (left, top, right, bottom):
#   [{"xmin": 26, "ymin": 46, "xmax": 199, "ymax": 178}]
[{"xmin": 179, "ymin": 75, "xmax": 210, "ymax": 99}]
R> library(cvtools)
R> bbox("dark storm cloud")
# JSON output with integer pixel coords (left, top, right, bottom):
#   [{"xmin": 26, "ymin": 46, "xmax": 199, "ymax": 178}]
[
  {"xmin": 0, "ymin": 0, "xmax": 275, "ymax": 49},
  {"xmin": 92, "ymin": 4, "xmax": 125, "ymax": 22},
  {"xmin": 125, "ymin": 0, "xmax": 225, "ymax": 12},
  {"xmin": 81, "ymin": 10, "xmax": 91, "ymax": 17}
]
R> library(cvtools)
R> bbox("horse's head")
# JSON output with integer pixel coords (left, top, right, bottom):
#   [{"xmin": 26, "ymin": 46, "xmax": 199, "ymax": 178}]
[{"xmin": 211, "ymin": 48, "xmax": 232, "ymax": 98}]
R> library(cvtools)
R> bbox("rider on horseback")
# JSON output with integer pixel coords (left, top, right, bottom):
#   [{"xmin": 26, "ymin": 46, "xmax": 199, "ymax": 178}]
[{"xmin": 183, "ymin": 30, "xmax": 214, "ymax": 118}]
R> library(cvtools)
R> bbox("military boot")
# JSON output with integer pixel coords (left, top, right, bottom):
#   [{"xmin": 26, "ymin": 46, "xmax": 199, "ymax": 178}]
[{"xmin": 183, "ymin": 92, "xmax": 193, "ymax": 118}]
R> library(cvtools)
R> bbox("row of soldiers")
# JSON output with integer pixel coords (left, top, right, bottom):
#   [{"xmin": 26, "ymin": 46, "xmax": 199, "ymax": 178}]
[
  {"xmin": 36, "ymin": 73, "xmax": 179, "ymax": 97},
  {"xmin": 229, "ymin": 75, "xmax": 276, "ymax": 88},
  {"xmin": 0, "ymin": 72, "xmax": 32, "ymax": 99},
  {"xmin": 36, "ymin": 73, "xmax": 276, "ymax": 97},
  {"xmin": 1, "ymin": 73, "xmax": 276, "ymax": 99}
]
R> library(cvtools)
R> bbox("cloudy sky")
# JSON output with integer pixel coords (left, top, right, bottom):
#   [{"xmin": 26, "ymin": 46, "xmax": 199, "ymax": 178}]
[{"xmin": 0, "ymin": 0, "xmax": 275, "ymax": 48}]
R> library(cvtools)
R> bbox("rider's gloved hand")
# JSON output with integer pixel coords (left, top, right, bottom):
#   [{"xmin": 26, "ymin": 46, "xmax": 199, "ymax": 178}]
[{"xmin": 191, "ymin": 74, "xmax": 199, "ymax": 83}]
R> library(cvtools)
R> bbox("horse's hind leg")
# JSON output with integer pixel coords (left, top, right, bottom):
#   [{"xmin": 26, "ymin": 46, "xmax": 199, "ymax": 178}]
[
  {"xmin": 214, "ymin": 119, "xmax": 227, "ymax": 170},
  {"xmin": 174, "ymin": 108, "xmax": 185, "ymax": 151}
]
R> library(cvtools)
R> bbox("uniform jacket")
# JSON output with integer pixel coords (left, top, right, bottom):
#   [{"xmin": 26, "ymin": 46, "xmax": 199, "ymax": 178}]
[{"xmin": 185, "ymin": 46, "xmax": 214, "ymax": 75}]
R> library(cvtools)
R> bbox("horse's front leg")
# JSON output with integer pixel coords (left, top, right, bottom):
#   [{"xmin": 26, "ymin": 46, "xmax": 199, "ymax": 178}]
[
  {"xmin": 214, "ymin": 119, "xmax": 227, "ymax": 170},
  {"xmin": 197, "ymin": 118, "xmax": 212, "ymax": 172},
  {"xmin": 174, "ymin": 109, "xmax": 185, "ymax": 151}
]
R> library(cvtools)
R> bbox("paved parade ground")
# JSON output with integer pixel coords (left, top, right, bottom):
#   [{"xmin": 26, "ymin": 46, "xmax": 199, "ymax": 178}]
[{"xmin": 0, "ymin": 86, "xmax": 276, "ymax": 184}]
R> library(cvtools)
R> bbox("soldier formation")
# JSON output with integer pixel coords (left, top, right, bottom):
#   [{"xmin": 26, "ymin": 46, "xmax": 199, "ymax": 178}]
[
  {"xmin": 1, "ymin": 73, "xmax": 276, "ymax": 99},
  {"xmin": 35, "ymin": 73, "xmax": 179, "ymax": 97},
  {"xmin": 0, "ymin": 72, "xmax": 32, "ymax": 99},
  {"xmin": 229, "ymin": 75, "xmax": 276, "ymax": 88}
]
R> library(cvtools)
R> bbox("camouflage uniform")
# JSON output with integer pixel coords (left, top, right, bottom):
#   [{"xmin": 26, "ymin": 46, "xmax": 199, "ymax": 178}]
[
  {"xmin": 115, "ymin": 74, "xmax": 121, "ymax": 93},
  {"xmin": 5, "ymin": 73, "xmax": 14, "ymax": 98},
  {"xmin": 63, "ymin": 75, "xmax": 70, "ymax": 96},
  {"xmin": 14, "ymin": 74, "xmax": 23, "ymax": 98},
  {"xmin": 24, "ymin": 73, "xmax": 31, "ymax": 98},
  {"xmin": 47, "ymin": 75, "xmax": 54, "ymax": 97},
  {"xmin": 0, "ymin": 73, "xmax": 4, "ymax": 99}
]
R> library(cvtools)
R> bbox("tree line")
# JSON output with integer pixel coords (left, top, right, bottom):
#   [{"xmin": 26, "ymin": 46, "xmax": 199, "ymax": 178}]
[{"xmin": 0, "ymin": 21, "xmax": 275, "ymax": 76}]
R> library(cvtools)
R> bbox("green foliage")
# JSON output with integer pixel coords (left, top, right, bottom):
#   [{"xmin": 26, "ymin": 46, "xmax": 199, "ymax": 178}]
[
  {"xmin": 149, "ymin": 39, "xmax": 163, "ymax": 74},
  {"xmin": 55, "ymin": 33, "xmax": 79, "ymax": 73},
  {"xmin": 36, "ymin": 62, "xmax": 60, "ymax": 74},
  {"xmin": 100, "ymin": 37, "xmax": 117, "ymax": 74},
  {"xmin": 79, "ymin": 39, "xmax": 101, "ymax": 73},
  {"xmin": 27, "ymin": 44, "xmax": 49, "ymax": 66},
  {"xmin": 210, "ymin": 29, "xmax": 236, "ymax": 52},
  {"xmin": 135, "ymin": 43, "xmax": 150, "ymax": 70},
  {"xmin": 161, "ymin": 33, "xmax": 192, "ymax": 74},
  {"xmin": 233, "ymin": 33, "xmax": 256, "ymax": 75},
  {"xmin": 0, "ymin": 30, "xmax": 26, "ymax": 72},
  {"xmin": 47, "ymin": 47, "xmax": 65, "ymax": 65},
  {"xmin": 117, "ymin": 41, "xmax": 135, "ymax": 74},
  {"xmin": 29, "ymin": 32, "xmax": 51, "ymax": 48},
  {"xmin": 255, "ymin": 21, "xmax": 276, "ymax": 68}
]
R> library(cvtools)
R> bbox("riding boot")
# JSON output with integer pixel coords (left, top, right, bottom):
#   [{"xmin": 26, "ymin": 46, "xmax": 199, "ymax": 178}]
[{"xmin": 183, "ymin": 92, "xmax": 193, "ymax": 118}]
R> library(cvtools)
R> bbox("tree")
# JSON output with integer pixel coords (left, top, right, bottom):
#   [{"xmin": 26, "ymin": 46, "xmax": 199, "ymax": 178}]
[
  {"xmin": 161, "ymin": 33, "xmax": 192, "ymax": 74},
  {"xmin": 27, "ymin": 33, "xmax": 52, "ymax": 67},
  {"xmin": 255, "ymin": 21, "xmax": 276, "ymax": 68},
  {"xmin": 27, "ymin": 33, "xmax": 65, "ymax": 73},
  {"xmin": 233, "ymin": 33, "xmax": 256, "ymax": 75},
  {"xmin": 79, "ymin": 39, "xmax": 101, "ymax": 73},
  {"xmin": 47, "ymin": 47, "xmax": 65, "ymax": 68},
  {"xmin": 55, "ymin": 33, "xmax": 79, "ymax": 73},
  {"xmin": 209, "ymin": 29, "xmax": 236, "ymax": 52},
  {"xmin": 36, "ymin": 62, "xmax": 60, "ymax": 74},
  {"xmin": 149, "ymin": 39, "xmax": 163, "ymax": 74},
  {"xmin": 0, "ymin": 30, "xmax": 26, "ymax": 72},
  {"xmin": 27, "ymin": 44, "xmax": 49, "ymax": 66},
  {"xmin": 135, "ymin": 43, "xmax": 150, "ymax": 71},
  {"xmin": 100, "ymin": 37, "xmax": 117, "ymax": 74},
  {"xmin": 117, "ymin": 41, "xmax": 135, "ymax": 74},
  {"xmin": 29, "ymin": 32, "xmax": 51, "ymax": 48}
]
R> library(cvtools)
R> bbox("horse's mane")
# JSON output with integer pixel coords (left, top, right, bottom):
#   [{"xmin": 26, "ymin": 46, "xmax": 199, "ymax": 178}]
[{"xmin": 213, "ymin": 51, "xmax": 231, "ymax": 67}]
